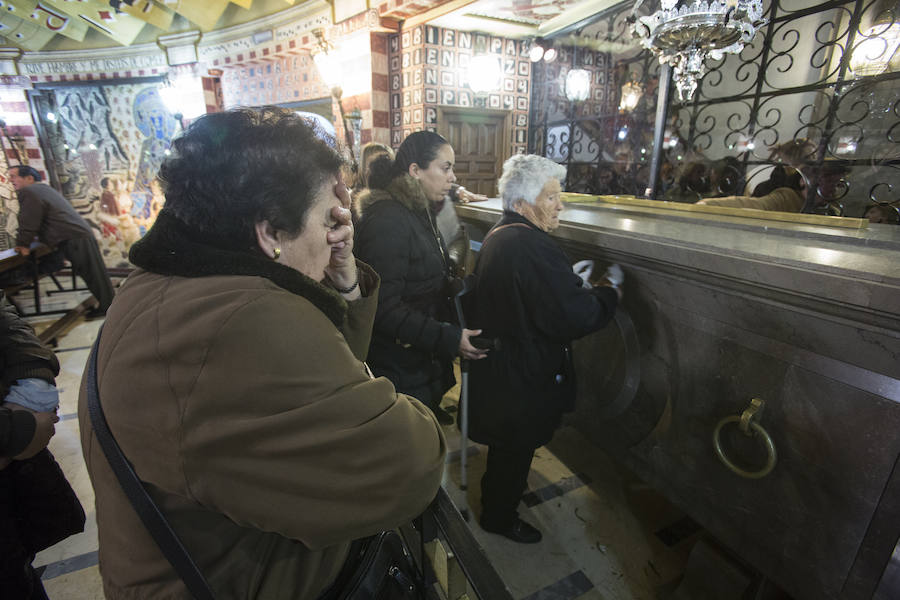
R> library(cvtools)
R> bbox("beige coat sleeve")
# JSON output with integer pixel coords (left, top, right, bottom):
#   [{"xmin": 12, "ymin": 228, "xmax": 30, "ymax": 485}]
[{"xmin": 176, "ymin": 289, "xmax": 446, "ymax": 549}]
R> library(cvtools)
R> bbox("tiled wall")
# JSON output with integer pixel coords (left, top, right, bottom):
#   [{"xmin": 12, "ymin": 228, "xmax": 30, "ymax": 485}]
[
  {"xmin": 220, "ymin": 54, "xmax": 330, "ymax": 108},
  {"xmin": 388, "ymin": 25, "xmax": 531, "ymax": 153}
]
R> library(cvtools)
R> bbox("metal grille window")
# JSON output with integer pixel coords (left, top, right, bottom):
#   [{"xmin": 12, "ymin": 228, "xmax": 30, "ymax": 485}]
[{"xmin": 530, "ymin": 0, "xmax": 900, "ymax": 221}]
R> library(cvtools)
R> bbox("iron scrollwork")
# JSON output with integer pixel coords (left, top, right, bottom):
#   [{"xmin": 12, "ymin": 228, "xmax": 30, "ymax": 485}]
[{"xmin": 531, "ymin": 0, "xmax": 900, "ymax": 222}]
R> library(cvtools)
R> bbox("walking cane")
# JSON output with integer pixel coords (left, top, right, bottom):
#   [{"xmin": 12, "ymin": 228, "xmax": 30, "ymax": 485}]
[
  {"xmin": 452, "ymin": 276, "xmax": 473, "ymax": 521},
  {"xmin": 452, "ymin": 275, "xmax": 499, "ymax": 522}
]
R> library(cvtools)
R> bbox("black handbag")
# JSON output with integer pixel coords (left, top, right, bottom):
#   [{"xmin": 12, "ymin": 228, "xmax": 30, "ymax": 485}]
[
  {"xmin": 9, "ymin": 448, "xmax": 86, "ymax": 554},
  {"xmin": 85, "ymin": 332, "xmax": 424, "ymax": 600}
]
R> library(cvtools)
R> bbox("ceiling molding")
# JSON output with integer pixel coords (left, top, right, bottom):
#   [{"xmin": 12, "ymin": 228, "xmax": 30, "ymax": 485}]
[
  {"xmin": 537, "ymin": 0, "xmax": 619, "ymax": 37},
  {"xmin": 199, "ymin": 0, "xmax": 332, "ymax": 47},
  {"xmin": 427, "ymin": 13, "xmax": 536, "ymax": 38},
  {"xmin": 18, "ymin": 42, "xmax": 167, "ymax": 76},
  {"xmin": 402, "ymin": 0, "xmax": 480, "ymax": 29}
]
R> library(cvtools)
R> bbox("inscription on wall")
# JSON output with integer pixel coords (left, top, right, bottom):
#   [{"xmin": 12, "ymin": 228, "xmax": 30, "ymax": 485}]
[{"xmin": 388, "ymin": 25, "xmax": 530, "ymax": 153}]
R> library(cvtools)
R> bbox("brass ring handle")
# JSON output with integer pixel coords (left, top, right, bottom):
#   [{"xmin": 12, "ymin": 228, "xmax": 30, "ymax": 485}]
[{"xmin": 713, "ymin": 415, "xmax": 777, "ymax": 479}]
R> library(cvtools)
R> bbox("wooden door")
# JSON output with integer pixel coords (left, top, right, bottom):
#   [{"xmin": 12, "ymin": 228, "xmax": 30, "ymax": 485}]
[{"xmin": 437, "ymin": 107, "xmax": 511, "ymax": 197}]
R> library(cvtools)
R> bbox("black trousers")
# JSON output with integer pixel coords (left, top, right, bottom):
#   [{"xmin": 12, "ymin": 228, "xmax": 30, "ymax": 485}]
[
  {"xmin": 61, "ymin": 237, "xmax": 115, "ymax": 312},
  {"xmin": 479, "ymin": 442, "xmax": 535, "ymax": 530}
]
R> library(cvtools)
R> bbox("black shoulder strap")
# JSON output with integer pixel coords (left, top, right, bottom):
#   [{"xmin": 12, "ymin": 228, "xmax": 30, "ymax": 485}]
[
  {"xmin": 86, "ymin": 330, "xmax": 216, "ymax": 600},
  {"xmin": 482, "ymin": 222, "xmax": 531, "ymax": 245}
]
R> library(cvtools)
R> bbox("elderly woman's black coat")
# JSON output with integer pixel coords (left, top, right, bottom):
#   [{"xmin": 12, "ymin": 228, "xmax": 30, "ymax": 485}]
[
  {"xmin": 467, "ymin": 211, "xmax": 618, "ymax": 448},
  {"xmin": 355, "ymin": 175, "xmax": 461, "ymax": 407}
]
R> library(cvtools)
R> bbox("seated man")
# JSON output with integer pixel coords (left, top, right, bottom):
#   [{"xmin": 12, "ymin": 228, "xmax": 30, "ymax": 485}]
[{"xmin": 8, "ymin": 165, "xmax": 114, "ymax": 318}]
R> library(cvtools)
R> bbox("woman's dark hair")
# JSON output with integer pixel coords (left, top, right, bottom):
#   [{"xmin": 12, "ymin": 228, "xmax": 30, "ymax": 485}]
[
  {"xmin": 368, "ymin": 130, "xmax": 448, "ymax": 190},
  {"xmin": 158, "ymin": 107, "xmax": 343, "ymax": 250}
]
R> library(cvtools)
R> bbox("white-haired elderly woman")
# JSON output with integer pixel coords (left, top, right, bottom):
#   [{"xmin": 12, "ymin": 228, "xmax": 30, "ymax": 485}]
[{"xmin": 467, "ymin": 154, "xmax": 622, "ymax": 544}]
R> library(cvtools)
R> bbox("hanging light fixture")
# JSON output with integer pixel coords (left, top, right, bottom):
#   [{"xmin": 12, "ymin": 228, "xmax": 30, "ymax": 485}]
[
  {"xmin": 630, "ymin": 0, "xmax": 765, "ymax": 102},
  {"xmin": 850, "ymin": 0, "xmax": 900, "ymax": 77},
  {"xmin": 618, "ymin": 72, "xmax": 644, "ymax": 111}
]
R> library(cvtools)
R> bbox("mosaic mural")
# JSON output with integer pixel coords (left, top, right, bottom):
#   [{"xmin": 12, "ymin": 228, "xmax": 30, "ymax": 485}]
[
  {"xmin": 388, "ymin": 25, "xmax": 531, "ymax": 154},
  {"xmin": 29, "ymin": 82, "xmax": 175, "ymax": 267}
]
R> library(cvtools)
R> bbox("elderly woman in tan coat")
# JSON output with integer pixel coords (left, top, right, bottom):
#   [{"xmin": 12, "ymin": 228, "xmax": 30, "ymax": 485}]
[{"xmin": 77, "ymin": 108, "xmax": 445, "ymax": 599}]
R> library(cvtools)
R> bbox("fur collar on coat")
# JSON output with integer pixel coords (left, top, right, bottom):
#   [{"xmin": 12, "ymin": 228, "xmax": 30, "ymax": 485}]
[
  {"xmin": 128, "ymin": 209, "xmax": 348, "ymax": 327},
  {"xmin": 356, "ymin": 174, "xmax": 429, "ymax": 218}
]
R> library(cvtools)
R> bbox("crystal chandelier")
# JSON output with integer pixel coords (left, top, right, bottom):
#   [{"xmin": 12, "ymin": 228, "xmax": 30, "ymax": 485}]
[{"xmin": 631, "ymin": 0, "xmax": 765, "ymax": 101}]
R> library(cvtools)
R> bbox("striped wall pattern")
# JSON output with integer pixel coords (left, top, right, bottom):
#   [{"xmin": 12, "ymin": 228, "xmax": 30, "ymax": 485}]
[{"xmin": 0, "ymin": 76, "xmax": 44, "ymax": 249}]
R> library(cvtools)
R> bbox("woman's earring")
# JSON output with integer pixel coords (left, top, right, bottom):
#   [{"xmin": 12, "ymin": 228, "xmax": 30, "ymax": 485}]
[{"xmin": 273, "ymin": 248, "xmax": 281, "ymax": 260}]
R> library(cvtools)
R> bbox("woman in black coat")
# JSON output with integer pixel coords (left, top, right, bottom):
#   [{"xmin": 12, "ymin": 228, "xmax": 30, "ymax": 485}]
[
  {"xmin": 468, "ymin": 154, "xmax": 623, "ymax": 543},
  {"xmin": 355, "ymin": 132, "xmax": 487, "ymax": 425}
]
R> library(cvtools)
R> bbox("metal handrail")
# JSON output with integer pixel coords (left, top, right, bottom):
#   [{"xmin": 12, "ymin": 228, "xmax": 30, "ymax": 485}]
[{"xmin": 400, "ymin": 487, "xmax": 513, "ymax": 600}]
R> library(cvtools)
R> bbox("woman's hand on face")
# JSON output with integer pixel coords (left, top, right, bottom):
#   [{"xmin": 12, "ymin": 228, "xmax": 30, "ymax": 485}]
[
  {"xmin": 459, "ymin": 328, "xmax": 489, "ymax": 360},
  {"xmin": 325, "ymin": 177, "xmax": 359, "ymax": 296}
]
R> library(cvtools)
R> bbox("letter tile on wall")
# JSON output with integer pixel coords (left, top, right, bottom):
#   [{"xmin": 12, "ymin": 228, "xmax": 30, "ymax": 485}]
[{"xmin": 388, "ymin": 25, "xmax": 531, "ymax": 154}]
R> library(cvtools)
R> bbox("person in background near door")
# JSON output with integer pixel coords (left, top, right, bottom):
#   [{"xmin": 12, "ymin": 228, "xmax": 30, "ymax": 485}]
[
  {"xmin": 449, "ymin": 183, "xmax": 490, "ymax": 204},
  {"xmin": 350, "ymin": 143, "xmax": 394, "ymax": 225},
  {"xmin": 467, "ymin": 154, "xmax": 622, "ymax": 544},
  {"xmin": 355, "ymin": 143, "xmax": 394, "ymax": 193},
  {"xmin": 9, "ymin": 165, "xmax": 115, "ymax": 318},
  {"xmin": 356, "ymin": 131, "xmax": 488, "ymax": 426}
]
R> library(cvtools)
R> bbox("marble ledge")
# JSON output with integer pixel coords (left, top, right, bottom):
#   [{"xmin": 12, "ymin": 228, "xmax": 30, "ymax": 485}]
[{"xmin": 455, "ymin": 199, "xmax": 900, "ymax": 288}]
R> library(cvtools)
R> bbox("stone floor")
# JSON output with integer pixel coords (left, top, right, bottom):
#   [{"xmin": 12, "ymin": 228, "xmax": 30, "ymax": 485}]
[{"xmin": 15, "ymin": 285, "xmax": 701, "ymax": 600}]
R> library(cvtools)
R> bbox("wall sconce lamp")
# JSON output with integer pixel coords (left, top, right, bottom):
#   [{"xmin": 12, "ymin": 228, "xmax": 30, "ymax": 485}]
[
  {"xmin": 564, "ymin": 68, "xmax": 591, "ymax": 101},
  {"xmin": 529, "ymin": 39, "xmax": 557, "ymax": 63},
  {"xmin": 343, "ymin": 107, "xmax": 363, "ymax": 163},
  {"xmin": 469, "ymin": 54, "xmax": 502, "ymax": 94},
  {"xmin": 850, "ymin": 0, "xmax": 900, "ymax": 77},
  {"xmin": 618, "ymin": 74, "xmax": 643, "ymax": 111},
  {"xmin": 311, "ymin": 29, "xmax": 359, "ymax": 155},
  {"xmin": 159, "ymin": 73, "xmax": 205, "ymax": 130},
  {"xmin": 311, "ymin": 28, "xmax": 342, "ymax": 97},
  {"xmin": 0, "ymin": 118, "xmax": 26, "ymax": 165}
]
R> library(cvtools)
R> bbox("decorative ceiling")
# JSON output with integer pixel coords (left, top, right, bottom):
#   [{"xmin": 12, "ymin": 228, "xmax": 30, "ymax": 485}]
[
  {"xmin": 427, "ymin": 0, "xmax": 617, "ymax": 38},
  {"xmin": 0, "ymin": 0, "xmax": 617, "ymax": 52},
  {"xmin": 0, "ymin": 0, "xmax": 304, "ymax": 51}
]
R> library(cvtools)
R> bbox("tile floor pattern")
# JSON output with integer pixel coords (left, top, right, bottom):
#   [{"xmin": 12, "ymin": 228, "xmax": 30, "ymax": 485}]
[{"xmin": 17, "ymin": 295, "xmax": 698, "ymax": 600}]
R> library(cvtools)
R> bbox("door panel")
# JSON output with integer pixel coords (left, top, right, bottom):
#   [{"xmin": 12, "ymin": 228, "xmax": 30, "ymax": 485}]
[{"xmin": 438, "ymin": 107, "xmax": 510, "ymax": 197}]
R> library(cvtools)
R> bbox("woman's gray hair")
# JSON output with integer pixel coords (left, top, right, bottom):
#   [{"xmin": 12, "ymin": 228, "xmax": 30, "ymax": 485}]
[{"xmin": 498, "ymin": 154, "xmax": 567, "ymax": 211}]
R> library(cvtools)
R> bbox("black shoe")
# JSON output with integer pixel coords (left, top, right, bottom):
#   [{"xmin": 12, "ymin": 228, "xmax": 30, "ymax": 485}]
[
  {"xmin": 432, "ymin": 407, "xmax": 454, "ymax": 426},
  {"xmin": 480, "ymin": 517, "xmax": 542, "ymax": 544},
  {"xmin": 84, "ymin": 308, "xmax": 106, "ymax": 321}
]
